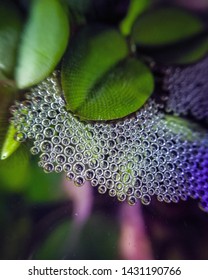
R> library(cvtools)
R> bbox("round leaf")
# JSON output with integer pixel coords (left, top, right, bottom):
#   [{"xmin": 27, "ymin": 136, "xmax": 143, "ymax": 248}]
[
  {"xmin": 138, "ymin": 33, "xmax": 208, "ymax": 65},
  {"xmin": 62, "ymin": 25, "xmax": 129, "ymax": 114},
  {"xmin": 0, "ymin": 1, "xmax": 23, "ymax": 77},
  {"xmin": 131, "ymin": 7, "xmax": 204, "ymax": 47},
  {"xmin": 174, "ymin": 36, "xmax": 208, "ymax": 64},
  {"xmin": 15, "ymin": 0, "xmax": 70, "ymax": 89},
  {"xmin": 71, "ymin": 58, "xmax": 154, "ymax": 120},
  {"xmin": 62, "ymin": 25, "xmax": 153, "ymax": 120}
]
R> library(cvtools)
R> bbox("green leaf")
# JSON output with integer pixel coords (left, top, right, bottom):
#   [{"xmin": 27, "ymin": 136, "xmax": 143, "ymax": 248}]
[
  {"xmin": 15, "ymin": 0, "xmax": 70, "ymax": 89},
  {"xmin": 66, "ymin": 0, "xmax": 92, "ymax": 15},
  {"xmin": 1, "ymin": 123, "xmax": 20, "ymax": 160},
  {"xmin": 131, "ymin": 7, "xmax": 204, "ymax": 47},
  {"xmin": 0, "ymin": 146, "xmax": 30, "ymax": 192},
  {"xmin": 25, "ymin": 160, "xmax": 64, "ymax": 203},
  {"xmin": 120, "ymin": 0, "xmax": 150, "ymax": 36},
  {"xmin": 73, "ymin": 58, "xmax": 154, "ymax": 120},
  {"xmin": 62, "ymin": 26, "xmax": 129, "ymax": 114},
  {"xmin": 62, "ymin": 26, "xmax": 153, "ymax": 120},
  {"xmin": 0, "ymin": 1, "xmax": 23, "ymax": 77},
  {"xmin": 34, "ymin": 214, "xmax": 119, "ymax": 259},
  {"xmin": 174, "ymin": 36, "xmax": 208, "ymax": 64},
  {"xmin": 0, "ymin": 79, "xmax": 17, "ymax": 156},
  {"xmin": 65, "ymin": 0, "xmax": 92, "ymax": 24},
  {"xmin": 138, "ymin": 33, "xmax": 208, "ymax": 65}
]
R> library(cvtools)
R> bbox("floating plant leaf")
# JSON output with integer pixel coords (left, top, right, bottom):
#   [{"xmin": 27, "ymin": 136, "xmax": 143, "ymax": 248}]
[
  {"xmin": 15, "ymin": 0, "xmax": 70, "ymax": 89},
  {"xmin": 174, "ymin": 36, "xmax": 208, "ymax": 64},
  {"xmin": 0, "ymin": 146, "xmax": 29, "ymax": 191},
  {"xmin": 138, "ymin": 32, "xmax": 208, "ymax": 65},
  {"xmin": 0, "ymin": 1, "xmax": 23, "ymax": 77},
  {"xmin": 0, "ymin": 123, "xmax": 20, "ymax": 160},
  {"xmin": 72, "ymin": 58, "xmax": 154, "ymax": 120},
  {"xmin": 62, "ymin": 26, "xmax": 128, "ymax": 113},
  {"xmin": 62, "ymin": 26, "xmax": 154, "ymax": 120},
  {"xmin": 120, "ymin": 0, "xmax": 150, "ymax": 36},
  {"xmin": 131, "ymin": 7, "xmax": 204, "ymax": 47}
]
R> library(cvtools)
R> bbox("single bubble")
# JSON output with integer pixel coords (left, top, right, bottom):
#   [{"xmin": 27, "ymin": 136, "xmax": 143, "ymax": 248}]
[
  {"xmin": 103, "ymin": 170, "xmax": 111, "ymax": 179},
  {"xmin": 62, "ymin": 138, "xmax": 70, "ymax": 146},
  {"xmin": 98, "ymin": 185, "xmax": 107, "ymax": 194},
  {"xmin": 64, "ymin": 146, "xmax": 75, "ymax": 157},
  {"xmin": 44, "ymin": 127, "xmax": 55, "ymax": 138},
  {"xmin": 52, "ymin": 136, "xmax": 60, "ymax": 145},
  {"xmin": 55, "ymin": 124, "xmax": 64, "ymax": 133},
  {"xmin": 14, "ymin": 132, "xmax": 26, "ymax": 142},
  {"xmin": 54, "ymin": 145, "xmax": 63, "ymax": 154},
  {"xmin": 121, "ymin": 173, "xmax": 131, "ymax": 184},
  {"xmin": 44, "ymin": 162, "xmax": 54, "ymax": 173},
  {"xmin": 63, "ymin": 163, "xmax": 72, "ymax": 172},
  {"xmin": 55, "ymin": 165, "xmax": 63, "ymax": 173},
  {"xmin": 66, "ymin": 172, "xmax": 75, "ymax": 181},
  {"xmin": 115, "ymin": 182, "xmax": 124, "ymax": 192},
  {"xmin": 74, "ymin": 176, "xmax": 85, "ymax": 187},
  {"xmin": 73, "ymin": 162, "xmax": 85, "ymax": 174},
  {"xmin": 95, "ymin": 168, "xmax": 103, "ymax": 176},
  {"xmin": 48, "ymin": 109, "xmax": 57, "ymax": 118},
  {"xmin": 40, "ymin": 140, "xmax": 53, "ymax": 152},
  {"xmin": 91, "ymin": 178, "xmax": 98, "ymax": 187},
  {"xmin": 40, "ymin": 153, "xmax": 50, "ymax": 162},
  {"xmin": 141, "ymin": 194, "xmax": 151, "ymax": 205},
  {"xmin": 127, "ymin": 196, "xmax": 137, "ymax": 206},
  {"xmin": 56, "ymin": 154, "xmax": 66, "ymax": 165},
  {"xmin": 125, "ymin": 186, "xmax": 134, "ymax": 196},
  {"xmin": 84, "ymin": 169, "xmax": 95, "ymax": 180},
  {"xmin": 28, "ymin": 132, "xmax": 35, "ymax": 139},
  {"xmin": 117, "ymin": 193, "xmax": 126, "ymax": 202},
  {"xmin": 109, "ymin": 189, "xmax": 116, "ymax": 197},
  {"xmin": 42, "ymin": 118, "xmax": 51, "ymax": 127},
  {"xmin": 30, "ymin": 146, "xmax": 40, "ymax": 155},
  {"xmin": 89, "ymin": 158, "xmax": 99, "ymax": 169}
]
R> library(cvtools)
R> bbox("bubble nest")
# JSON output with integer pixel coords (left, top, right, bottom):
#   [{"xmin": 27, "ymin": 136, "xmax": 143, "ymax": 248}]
[{"xmin": 10, "ymin": 72, "xmax": 208, "ymax": 211}]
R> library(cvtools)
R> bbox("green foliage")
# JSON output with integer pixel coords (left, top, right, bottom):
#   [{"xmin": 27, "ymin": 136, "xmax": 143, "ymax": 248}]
[
  {"xmin": 0, "ymin": 123, "xmax": 20, "ymax": 160},
  {"xmin": 33, "ymin": 214, "xmax": 119, "ymax": 259},
  {"xmin": 62, "ymin": 26, "xmax": 128, "ymax": 114},
  {"xmin": 62, "ymin": 26, "xmax": 154, "ymax": 120},
  {"xmin": 174, "ymin": 36, "xmax": 208, "ymax": 64},
  {"xmin": 0, "ymin": 146, "xmax": 30, "ymax": 191},
  {"xmin": 15, "ymin": 0, "xmax": 70, "ymax": 89},
  {"xmin": 131, "ymin": 6, "xmax": 208, "ymax": 64},
  {"xmin": 69, "ymin": 58, "xmax": 154, "ymax": 120},
  {"xmin": 131, "ymin": 7, "xmax": 204, "ymax": 46},
  {"xmin": 25, "ymin": 160, "xmax": 64, "ymax": 203},
  {"xmin": 0, "ymin": 80, "xmax": 17, "ymax": 158},
  {"xmin": 120, "ymin": 0, "xmax": 150, "ymax": 36},
  {"xmin": 0, "ymin": 1, "xmax": 23, "ymax": 77}
]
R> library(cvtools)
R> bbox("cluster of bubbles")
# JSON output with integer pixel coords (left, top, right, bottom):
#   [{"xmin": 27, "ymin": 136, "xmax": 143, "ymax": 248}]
[
  {"xmin": 10, "ymin": 72, "xmax": 208, "ymax": 211},
  {"xmin": 163, "ymin": 56, "xmax": 208, "ymax": 122}
]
